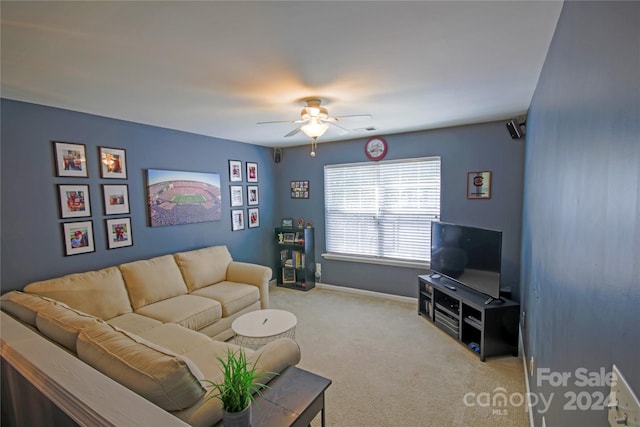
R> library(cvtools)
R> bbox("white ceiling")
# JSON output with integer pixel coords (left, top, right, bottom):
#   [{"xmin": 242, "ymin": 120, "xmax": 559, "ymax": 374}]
[{"xmin": 1, "ymin": 1, "xmax": 563, "ymax": 148}]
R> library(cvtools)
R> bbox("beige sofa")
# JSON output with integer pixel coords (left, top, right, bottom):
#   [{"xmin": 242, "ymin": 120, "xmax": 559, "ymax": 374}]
[{"xmin": 0, "ymin": 245, "xmax": 301, "ymax": 427}]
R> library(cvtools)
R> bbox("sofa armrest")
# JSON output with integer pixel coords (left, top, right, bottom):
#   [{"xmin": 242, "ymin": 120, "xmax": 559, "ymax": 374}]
[
  {"xmin": 226, "ymin": 262, "xmax": 271, "ymax": 309},
  {"xmin": 248, "ymin": 338, "xmax": 301, "ymax": 385}
]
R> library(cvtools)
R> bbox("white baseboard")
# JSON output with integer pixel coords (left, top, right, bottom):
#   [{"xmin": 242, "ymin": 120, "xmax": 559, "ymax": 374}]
[
  {"xmin": 520, "ymin": 324, "xmax": 535, "ymax": 427},
  {"xmin": 317, "ymin": 282, "xmax": 417, "ymax": 305},
  {"xmin": 270, "ymin": 279, "xmax": 417, "ymax": 304}
]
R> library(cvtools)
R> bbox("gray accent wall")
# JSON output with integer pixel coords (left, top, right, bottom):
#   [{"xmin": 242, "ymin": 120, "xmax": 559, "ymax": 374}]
[
  {"xmin": 1, "ymin": 99, "xmax": 276, "ymax": 292},
  {"xmin": 523, "ymin": 2, "xmax": 639, "ymax": 426}
]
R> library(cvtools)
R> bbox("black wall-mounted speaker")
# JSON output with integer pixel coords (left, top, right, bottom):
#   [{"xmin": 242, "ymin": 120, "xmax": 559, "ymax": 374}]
[
  {"xmin": 273, "ymin": 148, "xmax": 282, "ymax": 163},
  {"xmin": 506, "ymin": 119, "xmax": 523, "ymax": 139}
]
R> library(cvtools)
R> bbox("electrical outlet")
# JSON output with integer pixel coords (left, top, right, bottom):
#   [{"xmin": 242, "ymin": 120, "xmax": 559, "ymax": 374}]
[
  {"xmin": 529, "ymin": 357, "xmax": 534, "ymax": 376},
  {"xmin": 315, "ymin": 263, "xmax": 321, "ymax": 273},
  {"xmin": 608, "ymin": 364, "xmax": 640, "ymax": 427}
]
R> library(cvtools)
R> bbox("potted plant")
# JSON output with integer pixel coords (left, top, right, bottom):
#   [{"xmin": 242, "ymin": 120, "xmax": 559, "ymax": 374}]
[{"xmin": 201, "ymin": 347, "xmax": 270, "ymax": 427}]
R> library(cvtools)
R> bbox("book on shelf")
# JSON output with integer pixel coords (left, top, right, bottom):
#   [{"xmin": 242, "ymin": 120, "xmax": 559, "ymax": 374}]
[{"xmin": 291, "ymin": 251, "xmax": 305, "ymax": 268}]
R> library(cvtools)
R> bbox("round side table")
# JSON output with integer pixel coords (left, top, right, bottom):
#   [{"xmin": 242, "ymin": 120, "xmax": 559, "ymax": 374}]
[{"xmin": 232, "ymin": 309, "xmax": 297, "ymax": 350}]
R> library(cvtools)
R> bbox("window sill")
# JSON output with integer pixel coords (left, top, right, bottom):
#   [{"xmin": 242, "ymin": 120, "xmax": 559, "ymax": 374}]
[{"xmin": 321, "ymin": 253, "xmax": 428, "ymax": 269}]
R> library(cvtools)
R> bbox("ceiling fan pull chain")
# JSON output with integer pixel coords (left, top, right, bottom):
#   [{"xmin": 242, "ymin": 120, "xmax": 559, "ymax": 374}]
[{"xmin": 310, "ymin": 138, "xmax": 317, "ymax": 157}]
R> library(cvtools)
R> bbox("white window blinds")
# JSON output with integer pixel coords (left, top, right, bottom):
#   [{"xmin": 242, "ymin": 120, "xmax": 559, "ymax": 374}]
[{"xmin": 324, "ymin": 157, "xmax": 441, "ymax": 263}]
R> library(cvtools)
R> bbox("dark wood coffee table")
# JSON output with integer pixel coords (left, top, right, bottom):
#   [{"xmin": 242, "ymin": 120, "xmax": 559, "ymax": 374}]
[{"xmin": 252, "ymin": 366, "xmax": 332, "ymax": 427}]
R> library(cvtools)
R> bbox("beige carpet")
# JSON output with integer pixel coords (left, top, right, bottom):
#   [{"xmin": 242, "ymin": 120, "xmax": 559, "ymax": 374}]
[{"xmin": 269, "ymin": 285, "xmax": 528, "ymax": 427}]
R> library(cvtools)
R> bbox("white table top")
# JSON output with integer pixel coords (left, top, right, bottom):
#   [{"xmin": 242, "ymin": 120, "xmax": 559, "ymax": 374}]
[{"xmin": 232, "ymin": 309, "xmax": 297, "ymax": 338}]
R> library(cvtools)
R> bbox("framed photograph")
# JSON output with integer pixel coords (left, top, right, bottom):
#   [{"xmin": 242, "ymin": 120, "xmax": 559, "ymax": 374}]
[
  {"xmin": 231, "ymin": 209, "xmax": 244, "ymax": 231},
  {"xmin": 246, "ymin": 162, "xmax": 258, "ymax": 183},
  {"xmin": 229, "ymin": 160, "xmax": 242, "ymax": 182},
  {"xmin": 283, "ymin": 232, "xmax": 296, "ymax": 243},
  {"xmin": 291, "ymin": 180, "xmax": 310, "ymax": 199},
  {"xmin": 247, "ymin": 185, "xmax": 259, "ymax": 206},
  {"xmin": 281, "ymin": 218, "xmax": 294, "ymax": 228},
  {"xmin": 230, "ymin": 185, "xmax": 243, "ymax": 207},
  {"xmin": 58, "ymin": 184, "xmax": 91, "ymax": 218},
  {"xmin": 147, "ymin": 169, "xmax": 222, "ymax": 227},
  {"xmin": 54, "ymin": 141, "xmax": 88, "ymax": 177},
  {"xmin": 248, "ymin": 207, "xmax": 260, "ymax": 228},
  {"xmin": 467, "ymin": 171, "xmax": 492, "ymax": 199},
  {"xmin": 99, "ymin": 147, "xmax": 127, "ymax": 179},
  {"xmin": 105, "ymin": 217, "xmax": 133, "ymax": 249},
  {"xmin": 282, "ymin": 268, "xmax": 296, "ymax": 284},
  {"xmin": 103, "ymin": 184, "xmax": 130, "ymax": 215},
  {"xmin": 62, "ymin": 220, "xmax": 95, "ymax": 256}
]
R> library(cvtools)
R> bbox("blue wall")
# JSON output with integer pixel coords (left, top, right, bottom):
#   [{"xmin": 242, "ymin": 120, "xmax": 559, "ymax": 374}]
[
  {"xmin": 1, "ymin": 99, "xmax": 526, "ymax": 302},
  {"xmin": 274, "ymin": 121, "xmax": 525, "ymax": 299},
  {"xmin": 1, "ymin": 99, "xmax": 276, "ymax": 291},
  {"xmin": 523, "ymin": 2, "xmax": 639, "ymax": 426}
]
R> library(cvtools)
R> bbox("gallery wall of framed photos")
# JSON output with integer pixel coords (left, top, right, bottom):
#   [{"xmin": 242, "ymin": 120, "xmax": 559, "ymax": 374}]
[
  {"xmin": 54, "ymin": 141, "xmax": 132, "ymax": 255},
  {"xmin": 53, "ymin": 143, "xmax": 264, "ymax": 255},
  {"xmin": 228, "ymin": 159, "xmax": 260, "ymax": 231}
]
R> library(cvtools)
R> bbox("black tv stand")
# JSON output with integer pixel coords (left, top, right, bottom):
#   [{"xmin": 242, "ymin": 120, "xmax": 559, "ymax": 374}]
[
  {"xmin": 484, "ymin": 296, "xmax": 504, "ymax": 305},
  {"xmin": 418, "ymin": 274, "xmax": 519, "ymax": 361}
]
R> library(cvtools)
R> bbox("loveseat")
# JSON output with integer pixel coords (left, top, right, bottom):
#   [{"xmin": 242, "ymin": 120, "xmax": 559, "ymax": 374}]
[{"xmin": 0, "ymin": 245, "xmax": 301, "ymax": 427}]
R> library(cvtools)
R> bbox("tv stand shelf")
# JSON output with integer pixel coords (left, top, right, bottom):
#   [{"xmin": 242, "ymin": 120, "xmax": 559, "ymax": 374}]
[{"xmin": 418, "ymin": 274, "xmax": 519, "ymax": 362}]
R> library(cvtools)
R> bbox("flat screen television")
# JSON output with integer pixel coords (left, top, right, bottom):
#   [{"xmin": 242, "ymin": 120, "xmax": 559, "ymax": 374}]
[{"xmin": 430, "ymin": 221, "xmax": 502, "ymax": 301}]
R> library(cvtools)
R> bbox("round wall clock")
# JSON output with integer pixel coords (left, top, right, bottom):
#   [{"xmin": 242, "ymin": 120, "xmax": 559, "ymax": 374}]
[{"xmin": 365, "ymin": 137, "xmax": 387, "ymax": 161}]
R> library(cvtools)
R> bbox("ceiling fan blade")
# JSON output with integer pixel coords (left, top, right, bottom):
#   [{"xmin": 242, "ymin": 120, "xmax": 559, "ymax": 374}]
[
  {"xmin": 257, "ymin": 120, "xmax": 293, "ymax": 125},
  {"xmin": 257, "ymin": 119, "xmax": 307, "ymax": 125},
  {"xmin": 284, "ymin": 126, "xmax": 303, "ymax": 137},
  {"xmin": 327, "ymin": 121, "xmax": 350, "ymax": 135},
  {"xmin": 331, "ymin": 114, "xmax": 373, "ymax": 120}
]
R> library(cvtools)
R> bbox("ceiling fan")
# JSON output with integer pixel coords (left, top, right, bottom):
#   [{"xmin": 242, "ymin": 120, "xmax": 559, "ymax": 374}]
[{"xmin": 257, "ymin": 98, "xmax": 372, "ymax": 156}]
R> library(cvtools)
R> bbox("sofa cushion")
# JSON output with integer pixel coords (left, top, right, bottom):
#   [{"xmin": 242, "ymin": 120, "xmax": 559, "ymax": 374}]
[
  {"xmin": 135, "ymin": 295, "xmax": 221, "ymax": 331},
  {"xmin": 0, "ymin": 291, "xmax": 57, "ymax": 326},
  {"xmin": 36, "ymin": 302, "xmax": 104, "ymax": 353},
  {"xmin": 23, "ymin": 266, "xmax": 132, "ymax": 320},
  {"xmin": 137, "ymin": 323, "xmax": 211, "ymax": 354},
  {"xmin": 120, "ymin": 255, "xmax": 188, "ymax": 310},
  {"xmin": 191, "ymin": 282, "xmax": 260, "ymax": 317},
  {"xmin": 107, "ymin": 312, "xmax": 163, "ymax": 335},
  {"xmin": 77, "ymin": 322, "xmax": 206, "ymax": 411},
  {"xmin": 174, "ymin": 246, "xmax": 233, "ymax": 292}
]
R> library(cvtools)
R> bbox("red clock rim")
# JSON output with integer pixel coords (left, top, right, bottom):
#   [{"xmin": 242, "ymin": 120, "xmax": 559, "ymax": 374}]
[{"xmin": 365, "ymin": 137, "xmax": 387, "ymax": 161}]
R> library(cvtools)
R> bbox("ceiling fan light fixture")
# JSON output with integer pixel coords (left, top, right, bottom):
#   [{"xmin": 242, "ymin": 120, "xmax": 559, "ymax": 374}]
[
  {"xmin": 301, "ymin": 120, "xmax": 329, "ymax": 139},
  {"xmin": 257, "ymin": 97, "xmax": 371, "ymax": 157}
]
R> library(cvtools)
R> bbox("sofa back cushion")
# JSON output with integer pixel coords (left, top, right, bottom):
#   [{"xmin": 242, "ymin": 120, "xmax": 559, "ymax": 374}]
[
  {"xmin": 24, "ymin": 267, "xmax": 132, "ymax": 320},
  {"xmin": 1, "ymin": 291, "xmax": 103, "ymax": 353},
  {"xmin": 120, "ymin": 255, "xmax": 188, "ymax": 310},
  {"xmin": 0, "ymin": 291, "xmax": 57, "ymax": 326},
  {"xmin": 174, "ymin": 246, "xmax": 233, "ymax": 292},
  {"xmin": 36, "ymin": 302, "xmax": 104, "ymax": 353},
  {"xmin": 77, "ymin": 322, "xmax": 206, "ymax": 411}
]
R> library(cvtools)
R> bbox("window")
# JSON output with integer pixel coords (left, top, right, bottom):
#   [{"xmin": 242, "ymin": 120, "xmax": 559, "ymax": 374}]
[{"xmin": 324, "ymin": 157, "xmax": 441, "ymax": 264}]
